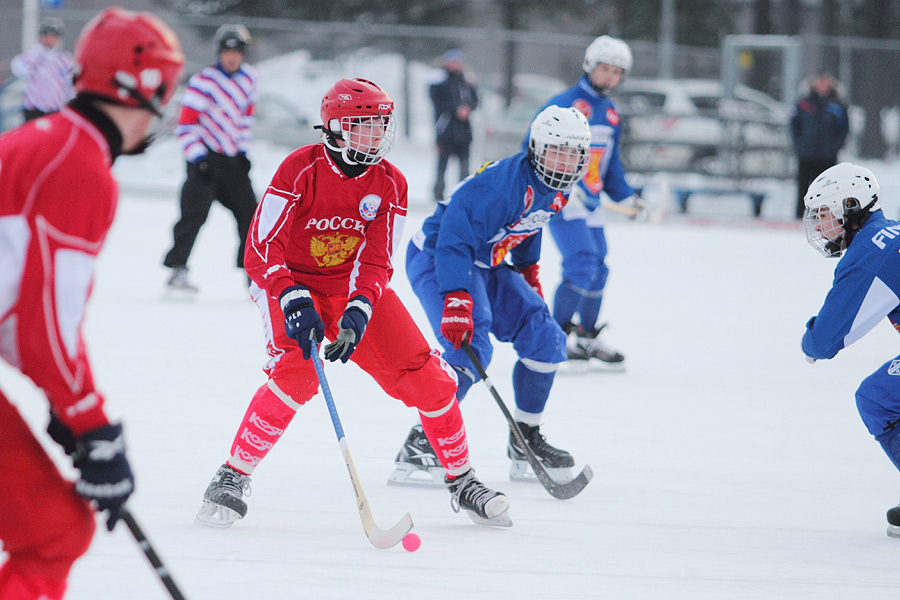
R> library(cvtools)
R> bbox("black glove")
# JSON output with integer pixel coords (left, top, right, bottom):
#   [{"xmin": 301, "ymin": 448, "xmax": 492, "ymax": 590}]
[
  {"xmin": 280, "ymin": 285, "xmax": 324, "ymax": 360},
  {"xmin": 237, "ymin": 152, "xmax": 251, "ymax": 174},
  {"xmin": 324, "ymin": 296, "xmax": 372, "ymax": 363},
  {"xmin": 73, "ymin": 423, "xmax": 134, "ymax": 531},
  {"xmin": 47, "ymin": 410, "xmax": 77, "ymax": 456},
  {"xmin": 191, "ymin": 156, "xmax": 211, "ymax": 180}
]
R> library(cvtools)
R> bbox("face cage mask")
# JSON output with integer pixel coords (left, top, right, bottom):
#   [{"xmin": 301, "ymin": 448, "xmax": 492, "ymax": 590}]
[
  {"xmin": 530, "ymin": 142, "xmax": 589, "ymax": 191},
  {"xmin": 804, "ymin": 205, "xmax": 846, "ymax": 258},
  {"xmin": 330, "ymin": 115, "xmax": 396, "ymax": 165}
]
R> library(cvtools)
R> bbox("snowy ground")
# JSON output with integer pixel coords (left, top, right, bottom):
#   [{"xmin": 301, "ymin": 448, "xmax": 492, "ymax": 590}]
[{"xmin": 6, "ymin": 49, "xmax": 900, "ymax": 600}]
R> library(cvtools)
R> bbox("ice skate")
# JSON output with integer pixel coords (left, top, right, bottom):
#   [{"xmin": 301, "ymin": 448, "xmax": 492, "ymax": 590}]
[
  {"xmin": 195, "ymin": 464, "xmax": 252, "ymax": 528},
  {"xmin": 164, "ymin": 266, "xmax": 199, "ymax": 300},
  {"xmin": 887, "ymin": 502, "xmax": 900, "ymax": 537},
  {"xmin": 445, "ymin": 469, "xmax": 512, "ymax": 527},
  {"xmin": 583, "ymin": 325, "xmax": 626, "ymax": 371},
  {"xmin": 387, "ymin": 424, "xmax": 445, "ymax": 486},
  {"xmin": 560, "ymin": 322, "xmax": 626, "ymax": 373},
  {"xmin": 508, "ymin": 422, "xmax": 575, "ymax": 483}
]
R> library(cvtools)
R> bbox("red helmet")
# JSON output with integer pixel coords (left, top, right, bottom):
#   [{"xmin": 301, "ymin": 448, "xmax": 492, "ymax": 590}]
[
  {"xmin": 320, "ymin": 78, "xmax": 395, "ymax": 165},
  {"xmin": 73, "ymin": 7, "xmax": 185, "ymax": 115}
]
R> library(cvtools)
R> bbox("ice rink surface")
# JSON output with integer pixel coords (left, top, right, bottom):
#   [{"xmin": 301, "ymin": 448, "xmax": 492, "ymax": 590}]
[{"xmin": 5, "ymin": 173, "xmax": 900, "ymax": 598}]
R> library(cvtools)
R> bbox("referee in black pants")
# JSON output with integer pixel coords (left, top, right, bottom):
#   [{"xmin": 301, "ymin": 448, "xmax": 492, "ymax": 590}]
[{"xmin": 163, "ymin": 24, "xmax": 259, "ymax": 293}]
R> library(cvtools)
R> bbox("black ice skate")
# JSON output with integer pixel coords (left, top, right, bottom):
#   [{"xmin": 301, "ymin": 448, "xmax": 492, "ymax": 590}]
[
  {"xmin": 195, "ymin": 464, "xmax": 252, "ymax": 528},
  {"xmin": 164, "ymin": 266, "xmax": 199, "ymax": 300},
  {"xmin": 387, "ymin": 424, "xmax": 445, "ymax": 486},
  {"xmin": 887, "ymin": 502, "xmax": 900, "ymax": 537},
  {"xmin": 445, "ymin": 469, "xmax": 512, "ymax": 527},
  {"xmin": 508, "ymin": 422, "xmax": 575, "ymax": 483},
  {"xmin": 562, "ymin": 322, "xmax": 626, "ymax": 373}
]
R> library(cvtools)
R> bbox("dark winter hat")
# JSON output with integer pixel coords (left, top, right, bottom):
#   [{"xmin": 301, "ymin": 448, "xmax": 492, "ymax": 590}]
[
  {"xmin": 39, "ymin": 17, "xmax": 64, "ymax": 37},
  {"xmin": 215, "ymin": 24, "xmax": 250, "ymax": 53}
]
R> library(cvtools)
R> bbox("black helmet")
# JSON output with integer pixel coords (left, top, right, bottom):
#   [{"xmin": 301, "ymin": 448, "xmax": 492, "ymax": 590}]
[{"xmin": 214, "ymin": 24, "xmax": 250, "ymax": 53}]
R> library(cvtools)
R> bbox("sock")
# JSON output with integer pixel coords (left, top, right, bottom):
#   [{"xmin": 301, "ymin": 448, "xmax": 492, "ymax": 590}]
[
  {"xmin": 228, "ymin": 381, "xmax": 297, "ymax": 475},
  {"xmin": 578, "ymin": 294, "xmax": 603, "ymax": 332},
  {"xmin": 553, "ymin": 280, "xmax": 582, "ymax": 327},
  {"xmin": 419, "ymin": 399, "xmax": 470, "ymax": 477},
  {"xmin": 512, "ymin": 359, "xmax": 555, "ymax": 415}
]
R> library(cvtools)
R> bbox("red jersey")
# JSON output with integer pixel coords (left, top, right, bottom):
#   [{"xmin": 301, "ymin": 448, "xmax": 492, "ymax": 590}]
[
  {"xmin": 0, "ymin": 108, "xmax": 117, "ymax": 436},
  {"xmin": 245, "ymin": 144, "xmax": 408, "ymax": 304}
]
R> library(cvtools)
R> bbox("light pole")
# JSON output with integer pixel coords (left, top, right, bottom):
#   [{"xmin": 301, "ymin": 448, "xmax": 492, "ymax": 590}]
[{"xmin": 22, "ymin": 0, "xmax": 39, "ymax": 52}]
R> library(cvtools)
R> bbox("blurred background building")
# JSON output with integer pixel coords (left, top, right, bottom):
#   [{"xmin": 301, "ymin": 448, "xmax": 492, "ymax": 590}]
[{"xmin": 2, "ymin": 0, "xmax": 900, "ymax": 210}]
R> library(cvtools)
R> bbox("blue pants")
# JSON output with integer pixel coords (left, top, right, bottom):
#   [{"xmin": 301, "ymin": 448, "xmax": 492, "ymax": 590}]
[
  {"xmin": 856, "ymin": 355, "xmax": 900, "ymax": 471},
  {"xmin": 547, "ymin": 215, "xmax": 609, "ymax": 330},
  {"xmin": 406, "ymin": 242, "xmax": 566, "ymax": 415}
]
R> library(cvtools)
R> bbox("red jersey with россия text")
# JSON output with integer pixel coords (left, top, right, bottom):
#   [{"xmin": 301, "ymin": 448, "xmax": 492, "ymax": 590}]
[{"xmin": 244, "ymin": 144, "xmax": 408, "ymax": 304}]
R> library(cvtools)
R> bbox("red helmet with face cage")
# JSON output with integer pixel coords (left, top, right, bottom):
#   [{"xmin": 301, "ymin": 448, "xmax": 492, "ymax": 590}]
[
  {"xmin": 320, "ymin": 78, "xmax": 396, "ymax": 165},
  {"xmin": 73, "ymin": 7, "xmax": 185, "ymax": 116}
]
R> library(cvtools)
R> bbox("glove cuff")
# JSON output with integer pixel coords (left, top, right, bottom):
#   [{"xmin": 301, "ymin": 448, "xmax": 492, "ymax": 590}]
[
  {"xmin": 346, "ymin": 295, "xmax": 372, "ymax": 321},
  {"xmin": 280, "ymin": 286, "xmax": 311, "ymax": 312}
]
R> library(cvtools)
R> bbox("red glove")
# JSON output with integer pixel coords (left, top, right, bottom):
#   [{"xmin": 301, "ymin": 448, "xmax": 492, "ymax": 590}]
[
  {"xmin": 441, "ymin": 290, "xmax": 474, "ymax": 349},
  {"xmin": 519, "ymin": 263, "xmax": 543, "ymax": 298}
]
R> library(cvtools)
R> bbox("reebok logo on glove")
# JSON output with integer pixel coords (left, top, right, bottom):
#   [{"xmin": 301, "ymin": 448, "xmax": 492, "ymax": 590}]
[
  {"xmin": 85, "ymin": 435, "xmax": 127, "ymax": 461},
  {"xmin": 442, "ymin": 316, "xmax": 471, "ymax": 324},
  {"xmin": 445, "ymin": 296, "xmax": 472, "ymax": 309},
  {"xmin": 441, "ymin": 290, "xmax": 474, "ymax": 349}
]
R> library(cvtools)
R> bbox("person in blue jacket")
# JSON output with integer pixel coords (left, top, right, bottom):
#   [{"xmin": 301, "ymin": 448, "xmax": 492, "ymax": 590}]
[
  {"xmin": 801, "ymin": 162, "xmax": 900, "ymax": 537},
  {"xmin": 527, "ymin": 35, "xmax": 648, "ymax": 372},
  {"xmin": 390, "ymin": 105, "xmax": 592, "ymax": 485}
]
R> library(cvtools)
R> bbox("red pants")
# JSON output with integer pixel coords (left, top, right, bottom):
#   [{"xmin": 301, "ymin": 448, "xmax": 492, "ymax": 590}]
[
  {"xmin": 253, "ymin": 287, "xmax": 458, "ymax": 411},
  {"xmin": 229, "ymin": 287, "xmax": 468, "ymax": 476},
  {"xmin": 0, "ymin": 392, "xmax": 95, "ymax": 599}
]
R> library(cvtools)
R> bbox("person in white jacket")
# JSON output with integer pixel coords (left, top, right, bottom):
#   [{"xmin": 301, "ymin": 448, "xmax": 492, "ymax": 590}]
[{"xmin": 10, "ymin": 17, "xmax": 75, "ymax": 122}]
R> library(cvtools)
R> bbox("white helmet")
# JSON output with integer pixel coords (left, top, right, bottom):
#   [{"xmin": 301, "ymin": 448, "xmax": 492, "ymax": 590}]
[
  {"xmin": 528, "ymin": 105, "xmax": 592, "ymax": 191},
  {"xmin": 583, "ymin": 35, "xmax": 633, "ymax": 74},
  {"xmin": 804, "ymin": 162, "xmax": 881, "ymax": 258}
]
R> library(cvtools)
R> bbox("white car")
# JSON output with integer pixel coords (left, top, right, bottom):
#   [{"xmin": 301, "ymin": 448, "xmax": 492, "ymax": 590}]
[{"xmin": 614, "ymin": 78, "xmax": 792, "ymax": 178}]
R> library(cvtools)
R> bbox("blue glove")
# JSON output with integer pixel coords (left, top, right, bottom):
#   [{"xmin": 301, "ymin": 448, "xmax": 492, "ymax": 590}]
[
  {"xmin": 73, "ymin": 423, "xmax": 134, "ymax": 531},
  {"xmin": 47, "ymin": 410, "xmax": 77, "ymax": 456},
  {"xmin": 280, "ymin": 285, "xmax": 324, "ymax": 360},
  {"xmin": 324, "ymin": 296, "xmax": 372, "ymax": 363}
]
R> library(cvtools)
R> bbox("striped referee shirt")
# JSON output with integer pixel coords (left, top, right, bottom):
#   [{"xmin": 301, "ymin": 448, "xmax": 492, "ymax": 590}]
[
  {"xmin": 10, "ymin": 42, "xmax": 74, "ymax": 113},
  {"xmin": 176, "ymin": 62, "xmax": 259, "ymax": 161}
]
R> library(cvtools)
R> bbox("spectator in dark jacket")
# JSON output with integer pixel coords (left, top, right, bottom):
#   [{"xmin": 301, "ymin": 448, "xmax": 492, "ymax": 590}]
[
  {"xmin": 790, "ymin": 73, "xmax": 849, "ymax": 219},
  {"xmin": 430, "ymin": 49, "xmax": 478, "ymax": 202}
]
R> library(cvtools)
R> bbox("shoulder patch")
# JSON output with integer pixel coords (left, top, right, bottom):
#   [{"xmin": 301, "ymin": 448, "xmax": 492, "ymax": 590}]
[
  {"xmin": 573, "ymin": 99, "xmax": 592, "ymax": 120},
  {"xmin": 359, "ymin": 194, "xmax": 382, "ymax": 221}
]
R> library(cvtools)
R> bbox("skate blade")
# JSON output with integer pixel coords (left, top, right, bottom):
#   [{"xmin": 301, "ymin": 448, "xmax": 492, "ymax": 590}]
[
  {"xmin": 887, "ymin": 524, "xmax": 900, "ymax": 538},
  {"xmin": 509, "ymin": 460, "xmax": 574, "ymax": 483},
  {"xmin": 387, "ymin": 463, "xmax": 445, "ymax": 487},
  {"xmin": 195, "ymin": 501, "xmax": 241, "ymax": 528},
  {"xmin": 557, "ymin": 359, "xmax": 593, "ymax": 375},
  {"xmin": 590, "ymin": 358, "xmax": 627, "ymax": 373},
  {"xmin": 163, "ymin": 287, "xmax": 198, "ymax": 302},
  {"xmin": 465, "ymin": 508, "xmax": 513, "ymax": 528}
]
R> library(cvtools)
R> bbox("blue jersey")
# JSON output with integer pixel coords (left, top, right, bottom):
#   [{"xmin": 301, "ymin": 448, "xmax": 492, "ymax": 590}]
[
  {"xmin": 523, "ymin": 75, "xmax": 634, "ymax": 208},
  {"xmin": 415, "ymin": 153, "xmax": 567, "ymax": 295},
  {"xmin": 803, "ymin": 211, "xmax": 900, "ymax": 360}
]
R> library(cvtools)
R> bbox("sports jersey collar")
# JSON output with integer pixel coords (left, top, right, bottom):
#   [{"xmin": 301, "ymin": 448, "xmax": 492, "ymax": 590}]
[
  {"xmin": 66, "ymin": 97, "xmax": 121, "ymax": 163},
  {"xmin": 577, "ymin": 74, "xmax": 601, "ymax": 99},
  {"xmin": 323, "ymin": 145, "xmax": 370, "ymax": 179},
  {"xmin": 215, "ymin": 61, "xmax": 246, "ymax": 78}
]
